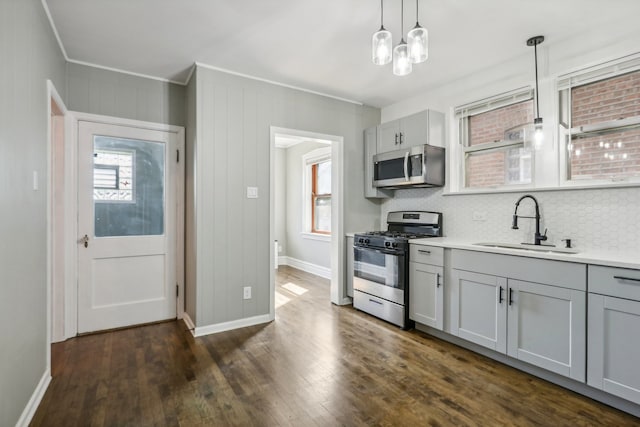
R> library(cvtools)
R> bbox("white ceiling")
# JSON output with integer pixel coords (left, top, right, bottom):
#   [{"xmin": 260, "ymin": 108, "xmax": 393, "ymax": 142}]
[{"xmin": 45, "ymin": 0, "xmax": 640, "ymax": 108}]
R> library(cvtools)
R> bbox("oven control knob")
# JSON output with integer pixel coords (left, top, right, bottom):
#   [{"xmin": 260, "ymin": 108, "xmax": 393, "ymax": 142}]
[
  {"xmin": 364, "ymin": 239, "xmax": 370, "ymax": 244},
  {"xmin": 392, "ymin": 242, "xmax": 398, "ymax": 248},
  {"xmin": 385, "ymin": 242, "xmax": 391, "ymax": 247},
  {"xmin": 358, "ymin": 238, "xmax": 363, "ymax": 243}
]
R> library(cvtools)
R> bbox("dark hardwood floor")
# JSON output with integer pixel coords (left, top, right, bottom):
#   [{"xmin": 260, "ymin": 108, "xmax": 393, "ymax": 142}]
[{"xmin": 32, "ymin": 266, "xmax": 639, "ymax": 426}]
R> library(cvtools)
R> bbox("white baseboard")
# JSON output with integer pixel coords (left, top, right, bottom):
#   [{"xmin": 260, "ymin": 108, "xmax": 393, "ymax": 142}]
[
  {"xmin": 190, "ymin": 314, "xmax": 273, "ymax": 337},
  {"xmin": 278, "ymin": 256, "xmax": 331, "ymax": 279},
  {"xmin": 182, "ymin": 312, "xmax": 195, "ymax": 332},
  {"xmin": 16, "ymin": 370, "xmax": 51, "ymax": 427}
]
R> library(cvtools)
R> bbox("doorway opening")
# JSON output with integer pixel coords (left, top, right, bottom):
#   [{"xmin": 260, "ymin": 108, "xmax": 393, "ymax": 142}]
[{"xmin": 269, "ymin": 127, "xmax": 347, "ymax": 319}]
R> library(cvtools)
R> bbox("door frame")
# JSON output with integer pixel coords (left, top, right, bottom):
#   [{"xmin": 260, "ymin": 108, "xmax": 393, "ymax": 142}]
[
  {"xmin": 52, "ymin": 110, "xmax": 185, "ymax": 341},
  {"xmin": 269, "ymin": 126, "xmax": 347, "ymax": 319}
]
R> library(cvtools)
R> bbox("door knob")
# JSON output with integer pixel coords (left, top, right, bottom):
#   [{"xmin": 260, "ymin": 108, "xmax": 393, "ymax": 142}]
[{"xmin": 81, "ymin": 234, "xmax": 89, "ymax": 248}]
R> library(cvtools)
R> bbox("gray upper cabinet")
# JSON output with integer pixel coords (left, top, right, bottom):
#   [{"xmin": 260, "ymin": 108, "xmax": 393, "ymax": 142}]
[
  {"xmin": 377, "ymin": 109, "xmax": 445, "ymax": 154},
  {"xmin": 588, "ymin": 265, "xmax": 640, "ymax": 405},
  {"xmin": 364, "ymin": 126, "xmax": 392, "ymax": 199}
]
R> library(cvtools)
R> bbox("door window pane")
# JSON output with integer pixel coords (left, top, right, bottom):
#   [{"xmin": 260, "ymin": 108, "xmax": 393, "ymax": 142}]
[{"xmin": 93, "ymin": 136, "xmax": 165, "ymax": 237}]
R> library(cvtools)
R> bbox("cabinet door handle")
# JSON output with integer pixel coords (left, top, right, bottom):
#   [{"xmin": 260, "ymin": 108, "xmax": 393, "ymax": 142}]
[
  {"xmin": 499, "ymin": 286, "xmax": 504, "ymax": 304},
  {"xmin": 418, "ymin": 249, "xmax": 431, "ymax": 254},
  {"xmin": 614, "ymin": 276, "xmax": 640, "ymax": 283},
  {"xmin": 369, "ymin": 298, "xmax": 383, "ymax": 305},
  {"xmin": 508, "ymin": 288, "xmax": 514, "ymax": 306},
  {"xmin": 436, "ymin": 273, "xmax": 441, "ymax": 288},
  {"xmin": 395, "ymin": 133, "xmax": 399, "ymax": 144},
  {"xmin": 399, "ymin": 132, "xmax": 404, "ymax": 144}
]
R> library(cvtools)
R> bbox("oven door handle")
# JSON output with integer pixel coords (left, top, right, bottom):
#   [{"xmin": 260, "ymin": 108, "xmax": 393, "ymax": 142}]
[
  {"xmin": 355, "ymin": 246, "xmax": 403, "ymax": 256},
  {"xmin": 403, "ymin": 151, "xmax": 409, "ymax": 182}
]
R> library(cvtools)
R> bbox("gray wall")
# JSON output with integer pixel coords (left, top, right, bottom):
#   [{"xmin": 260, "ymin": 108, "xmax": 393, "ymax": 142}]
[
  {"xmin": 190, "ymin": 65, "xmax": 380, "ymax": 327},
  {"xmin": 66, "ymin": 62, "xmax": 186, "ymax": 126},
  {"xmin": 0, "ymin": 0, "xmax": 66, "ymax": 425},
  {"xmin": 285, "ymin": 142, "xmax": 331, "ymax": 268}
]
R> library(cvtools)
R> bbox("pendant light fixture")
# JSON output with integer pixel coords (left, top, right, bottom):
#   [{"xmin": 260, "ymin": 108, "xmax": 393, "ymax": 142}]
[
  {"xmin": 372, "ymin": 0, "xmax": 392, "ymax": 65},
  {"xmin": 393, "ymin": 0, "xmax": 412, "ymax": 76},
  {"xmin": 407, "ymin": 0, "xmax": 428, "ymax": 63},
  {"xmin": 527, "ymin": 35, "xmax": 545, "ymax": 149}
]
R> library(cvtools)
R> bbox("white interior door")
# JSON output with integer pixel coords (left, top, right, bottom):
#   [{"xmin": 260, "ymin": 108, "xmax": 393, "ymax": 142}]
[{"xmin": 77, "ymin": 121, "xmax": 183, "ymax": 333}]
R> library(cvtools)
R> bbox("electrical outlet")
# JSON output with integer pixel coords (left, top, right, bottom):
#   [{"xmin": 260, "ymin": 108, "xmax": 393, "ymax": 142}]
[
  {"xmin": 243, "ymin": 286, "xmax": 252, "ymax": 300},
  {"xmin": 472, "ymin": 211, "xmax": 487, "ymax": 221}
]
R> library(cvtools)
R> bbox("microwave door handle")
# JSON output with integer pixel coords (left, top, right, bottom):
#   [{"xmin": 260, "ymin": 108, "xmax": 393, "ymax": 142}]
[{"xmin": 403, "ymin": 151, "xmax": 409, "ymax": 182}]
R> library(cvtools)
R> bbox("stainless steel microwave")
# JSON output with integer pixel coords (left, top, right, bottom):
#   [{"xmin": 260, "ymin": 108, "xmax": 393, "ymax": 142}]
[{"xmin": 373, "ymin": 144, "xmax": 445, "ymax": 189}]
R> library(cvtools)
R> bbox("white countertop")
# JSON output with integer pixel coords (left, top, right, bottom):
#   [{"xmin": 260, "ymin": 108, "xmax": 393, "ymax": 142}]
[{"xmin": 410, "ymin": 237, "xmax": 640, "ymax": 270}]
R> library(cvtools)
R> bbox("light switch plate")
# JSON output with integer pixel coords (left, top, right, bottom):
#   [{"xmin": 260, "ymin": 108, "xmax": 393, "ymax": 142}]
[
  {"xmin": 247, "ymin": 186, "xmax": 258, "ymax": 199},
  {"xmin": 243, "ymin": 286, "xmax": 252, "ymax": 300}
]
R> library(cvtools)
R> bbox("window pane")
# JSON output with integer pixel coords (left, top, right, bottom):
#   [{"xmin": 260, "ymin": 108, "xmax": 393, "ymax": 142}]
[
  {"xmin": 466, "ymin": 147, "xmax": 531, "ymax": 188},
  {"xmin": 314, "ymin": 196, "xmax": 331, "ymax": 233},
  {"xmin": 316, "ymin": 161, "xmax": 331, "ymax": 194},
  {"xmin": 469, "ymin": 100, "xmax": 534, "ymax": 146},
  {"xmin": 571, "ymin": 70, "xmax": 640, "ymax": 127},
  {"xmin": 568, "ymin": 129, "xmax": 640, "ymax": 180},
  {"xmin": 94, "ymin": 136, "xmax": 165, "ymax": 237}
]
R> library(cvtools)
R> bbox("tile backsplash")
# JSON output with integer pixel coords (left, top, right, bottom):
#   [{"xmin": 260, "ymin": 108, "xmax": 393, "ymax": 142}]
[{"xmin": 381, "ymin": 187, "xmax": 640, "ymax": 252}]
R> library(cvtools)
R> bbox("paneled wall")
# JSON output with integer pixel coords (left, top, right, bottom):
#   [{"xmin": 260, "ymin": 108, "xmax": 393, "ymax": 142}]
[
  {"xmin": 66, "ymin": 63, "xmax": 186, "ymax": 126},
  {"xmin": 188, "ymin": 66, "xmax": 380, "ymax": 327},
  {"xmin": 0, "ymin": 0, "xmax": 66, "ymax": 425}
]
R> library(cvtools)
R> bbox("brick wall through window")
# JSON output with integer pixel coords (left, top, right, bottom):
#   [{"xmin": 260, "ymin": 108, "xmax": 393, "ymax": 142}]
[
  {"xmin": 469, "ymin": 100, "xmax": 533, "ymax": 146},
  {"xmin": 569, "ymin": 70, "xmax": 640, "ymax": 180}
]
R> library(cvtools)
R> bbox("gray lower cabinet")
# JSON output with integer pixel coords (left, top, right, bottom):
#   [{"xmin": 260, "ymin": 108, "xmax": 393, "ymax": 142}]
[
  {"xmin": 450, "ymin": 269, "xmax": 507, "ymax": 352},
  {"xmin": 507, "ymin": 278, "xmax": 585, "ymax": 380},
  {"xmin": 450, "ymin": 250, "xmax": 586, "ymax": 382},
  {"xmin": 588, "ymin": 265, "xmax": 640, "ymax": 404},
  {"xmin": 345, "ymin": 236, "xmax": 354, "ymax": 298},
  {"xmin": 409, "ymin": 245, "xmax": 444, "ymax": 329}
]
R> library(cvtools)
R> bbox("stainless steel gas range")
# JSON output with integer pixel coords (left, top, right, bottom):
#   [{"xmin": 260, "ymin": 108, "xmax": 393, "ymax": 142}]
[{"xmin": 352, "ymin": 211, "xmax": 443, "ymax": 329}]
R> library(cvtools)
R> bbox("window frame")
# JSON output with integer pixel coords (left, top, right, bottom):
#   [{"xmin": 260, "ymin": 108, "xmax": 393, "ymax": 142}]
[
  {"xmin": 310, "ymin": 161, "xmax": 331, "ymax": 235},
  {"xmin": 558, "ymin": 54, "xmax": 640, "ymax": 187},
  {"xmin": 301, "ymin": 146, "xmax": 331, "ymax": 239},
  {"xmin": 455, "ymin": 87, "xmax": 536, "ymax": 191}
]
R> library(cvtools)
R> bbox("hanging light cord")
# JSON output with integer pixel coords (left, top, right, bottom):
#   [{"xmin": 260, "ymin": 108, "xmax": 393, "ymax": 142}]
[
  {"xmin": 415, "ymin": 0, "xmax": 419, "ymax": 25},
  {"xmin": 380, "ymin": 0, "xmax": 384, "ymax": 28},
  {"xmin": 534, "ymin": 41, "xmax": 540, "ymax": 118},
  {"xmin": 400, "ymin": 0, "xmax": 404, "ymax": 38}
]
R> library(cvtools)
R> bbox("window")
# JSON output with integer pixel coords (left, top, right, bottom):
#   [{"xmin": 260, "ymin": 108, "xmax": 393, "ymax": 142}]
[
  {"xmin": 559, "ymin": 59, "xmax": 640, "ymax": 183},
  {"xmin": 302, "ymin": 147, "xmax": 331, "ymax": 236},
  {"xmin": 456, "ymin": 88, "xmax": 535, "ymax": 189},
  {"xmin": 311, "ymin": 160, "xmax": 331, "ymax": 234}
]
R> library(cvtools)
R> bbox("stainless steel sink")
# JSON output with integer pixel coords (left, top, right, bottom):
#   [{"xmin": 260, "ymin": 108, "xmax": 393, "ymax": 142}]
[{"xmin": 473, "ymin": 242, "xmax": 580, "ymax": 254}]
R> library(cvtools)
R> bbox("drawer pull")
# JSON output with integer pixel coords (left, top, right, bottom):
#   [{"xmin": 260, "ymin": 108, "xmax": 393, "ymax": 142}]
[
  {"xmin": 418, "ymin": 249, "xmax": 431, "ymax": 254},
  {"xmin": 614, "ymin": 276, "xmax": 640, "ymax": 283},
  {"xmin": 369, "ymin": 298, "xmax": 383, "ymax": 305}
]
